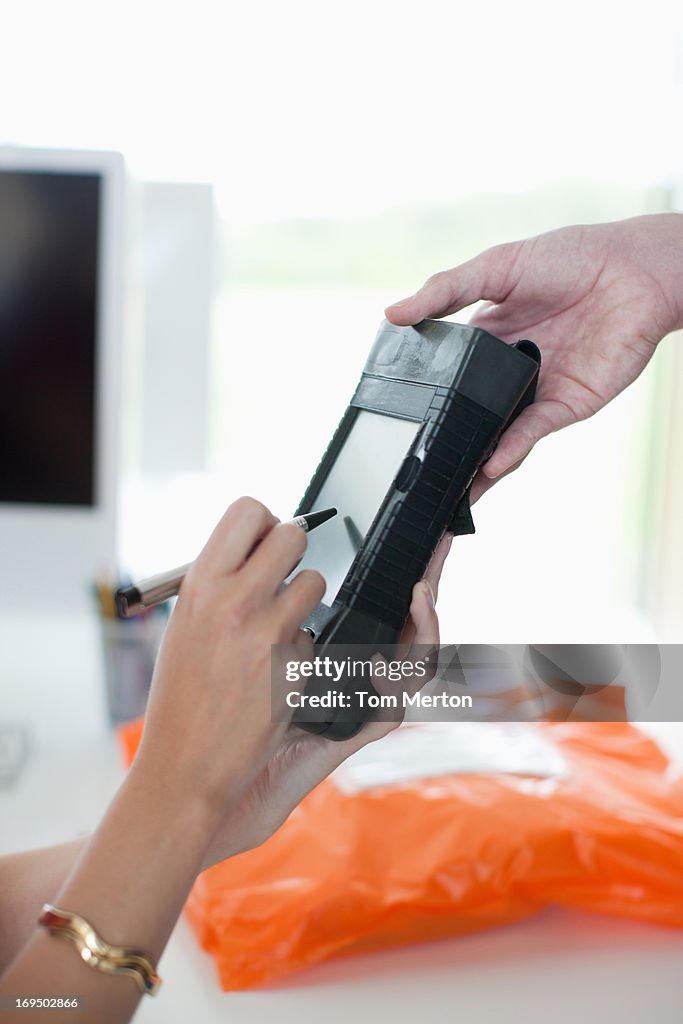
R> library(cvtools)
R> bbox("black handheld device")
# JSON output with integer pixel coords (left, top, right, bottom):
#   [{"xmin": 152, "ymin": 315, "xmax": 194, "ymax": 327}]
[{"xmin": 291, "ymin": 318, "xmax": 541, "ymax": 739}]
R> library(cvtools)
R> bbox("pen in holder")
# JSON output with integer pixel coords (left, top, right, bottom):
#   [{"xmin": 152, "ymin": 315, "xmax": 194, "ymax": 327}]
[{"xmin": 93, "ymin": 578, "xmax": 170, "ymax": 726}]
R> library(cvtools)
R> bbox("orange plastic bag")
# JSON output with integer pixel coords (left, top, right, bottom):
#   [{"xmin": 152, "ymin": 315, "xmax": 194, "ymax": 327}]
[{"xmin": 119, "ymin": 720, "xmax": 683, "ymax": 989}]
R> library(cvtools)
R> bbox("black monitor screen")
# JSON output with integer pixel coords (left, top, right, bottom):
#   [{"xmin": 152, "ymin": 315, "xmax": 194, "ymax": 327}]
[{"xmin": 0, "ymin": 169, "xmax": 100, "ymax": 506}]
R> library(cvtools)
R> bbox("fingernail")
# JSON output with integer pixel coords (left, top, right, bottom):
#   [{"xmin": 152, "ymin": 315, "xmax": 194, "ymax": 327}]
[
  {"xmin": 386, "ymin": 297, "xmax": 411, "ymax": 309},
  {"xmin": 422, "ymin": 579, "xmax": 435, "ymax": 608}
]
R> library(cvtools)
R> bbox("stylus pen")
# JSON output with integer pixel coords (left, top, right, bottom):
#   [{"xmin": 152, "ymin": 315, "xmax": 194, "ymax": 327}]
[{"xmin": 116, "ymin": 507, "xmax": 338, "ymax": 618}]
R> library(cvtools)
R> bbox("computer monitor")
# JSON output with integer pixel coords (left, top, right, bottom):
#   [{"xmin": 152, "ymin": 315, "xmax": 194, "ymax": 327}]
[{"xmin": 0, "ymin": 146, "xmax": 125, "ymax": 609}]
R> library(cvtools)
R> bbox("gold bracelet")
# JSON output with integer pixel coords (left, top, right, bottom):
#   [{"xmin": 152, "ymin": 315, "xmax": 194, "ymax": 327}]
[{"xmin": 38, "ymin": 904, "xmax": 162, "ymax": 996}]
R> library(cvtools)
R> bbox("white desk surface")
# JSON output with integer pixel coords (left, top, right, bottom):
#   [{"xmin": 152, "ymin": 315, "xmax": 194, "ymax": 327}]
[{"xmin": 1, "ymin": 610, "xmax": 683, "ymax": 1023}]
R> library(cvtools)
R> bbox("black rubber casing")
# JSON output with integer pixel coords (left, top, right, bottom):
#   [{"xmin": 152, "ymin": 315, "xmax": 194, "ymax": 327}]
[{"xmin": 293, "ymin": 318, "xmax": 541, "ymax": 739}]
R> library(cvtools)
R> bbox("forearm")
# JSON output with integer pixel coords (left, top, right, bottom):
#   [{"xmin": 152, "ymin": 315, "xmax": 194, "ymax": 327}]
[{"xmin": 0, "ymin": 763, "xmax": 219, "ymax": 1024}]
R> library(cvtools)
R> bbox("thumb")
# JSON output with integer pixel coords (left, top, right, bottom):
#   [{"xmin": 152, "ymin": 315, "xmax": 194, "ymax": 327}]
[
  {"xmin": 409, "ymin": 580, "xmax": 440, "ymax": 647},
  {"xmin": 385, "ymin": 243, "xmax": 517, "ymax": 326}
]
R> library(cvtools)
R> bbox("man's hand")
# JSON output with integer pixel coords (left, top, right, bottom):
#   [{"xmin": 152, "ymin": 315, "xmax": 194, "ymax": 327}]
[{"xmin": 386, "ymin": 214, "xmax": 683, "ymax": 499}]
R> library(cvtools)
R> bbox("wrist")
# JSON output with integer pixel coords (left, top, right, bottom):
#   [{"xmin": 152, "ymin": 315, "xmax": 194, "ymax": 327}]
[
  {"xmin": 125, "ymin": 759, "xmax": 256, "ymax": 876},
  {"xmin": 660, "ymin": 213, "xmax": 683, "ymax": 331},
  {"xmin": 124, "ymin": 756, "xmax": 223, "ymax": 853},
  {"xmin": 629, "ymin": 213, "xmax": 683, "ymax": 334},
  {"xmin": 50, "ymin": 758, "xmax": 225, "ymax": 961}
]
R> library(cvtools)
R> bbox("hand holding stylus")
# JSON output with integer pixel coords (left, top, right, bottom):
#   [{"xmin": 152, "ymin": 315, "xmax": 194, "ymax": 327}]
[
  {"xmin": 0, "ymin": 497, "xmax": 446, "ymax": 1024},
  {"xmin": 138, "ymin": 496, "xmax": 445, "ymax": 863},
  {"xmin": 1, "ymin": 497, "xmax": 330, "ymax": 1020},
  {"xmin": 197, "ymin": 527, "xmax": 449, "ymax": 866}
]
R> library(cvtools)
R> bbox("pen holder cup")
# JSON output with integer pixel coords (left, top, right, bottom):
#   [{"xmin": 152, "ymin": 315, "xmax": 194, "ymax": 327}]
[{"xmin": 99, "ymin": 614, "xmax": 167, "ymax": 726}]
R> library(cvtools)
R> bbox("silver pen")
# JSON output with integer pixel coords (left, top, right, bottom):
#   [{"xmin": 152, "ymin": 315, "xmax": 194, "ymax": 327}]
[{"xmin": 116, "ymin": 507, "xmax": 337, "ymax": 618}]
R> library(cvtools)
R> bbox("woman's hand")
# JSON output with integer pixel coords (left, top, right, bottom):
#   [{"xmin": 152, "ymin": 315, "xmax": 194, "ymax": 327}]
[
  {"xmin": 134, "ymin": 496, "xmax": 327, "ymax": 827},
  {"xmin": 0, "ymin": 497, "xmax": 331, "ymax": 1023},
  {"xmin": 0, "ymin": 505, "xmax": 449, "ymax": 1021},
  {"xmin": 200, "ymin": 532, "xmax": 451, "ymax": 866},
  {"xmin": 386, "ymin": 213, "xmax": 683, "ymax": 500},
  {"xmin": 135, "ymin": 497, "xmax": 449, "ymax": 866}
]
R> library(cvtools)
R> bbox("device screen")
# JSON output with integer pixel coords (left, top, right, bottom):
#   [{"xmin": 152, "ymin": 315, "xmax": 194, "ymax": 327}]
[{"xmin": 293, "ymin": 409, "xmax": 420, "ymax": 605}]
